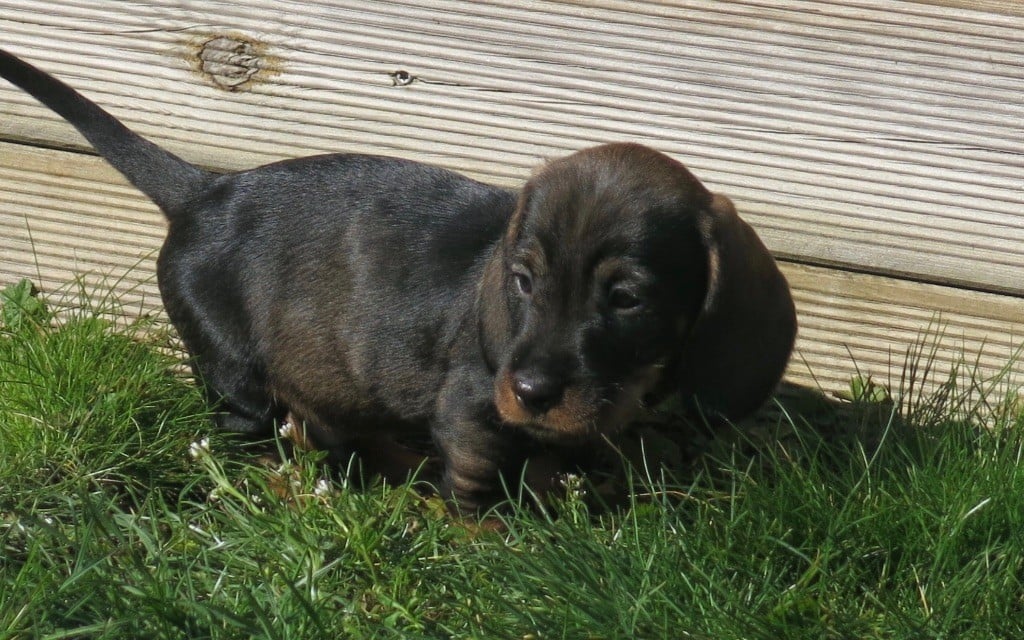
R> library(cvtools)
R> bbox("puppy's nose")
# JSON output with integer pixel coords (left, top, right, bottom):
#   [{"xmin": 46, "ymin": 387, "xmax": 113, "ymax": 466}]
[{"xmin": 512, "ymin": 370, "xmax": 564, "ymax": 415}]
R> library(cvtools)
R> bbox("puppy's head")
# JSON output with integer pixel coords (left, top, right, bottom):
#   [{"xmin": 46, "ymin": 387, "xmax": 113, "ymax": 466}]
[{"xmin": 480, "ymin": 143, "xmax": 796, "ymax": 441}]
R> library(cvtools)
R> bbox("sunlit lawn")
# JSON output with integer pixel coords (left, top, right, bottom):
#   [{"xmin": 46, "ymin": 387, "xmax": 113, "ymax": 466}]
[{"xmin": 2, "ymin": 278, "xmax": 1022, "ymax": 639}]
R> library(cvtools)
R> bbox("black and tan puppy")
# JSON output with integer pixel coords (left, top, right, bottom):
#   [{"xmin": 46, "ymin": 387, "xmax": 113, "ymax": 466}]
[{"xmin": 0, "ymin": 50, "xmax": 796, "ymax": 512}]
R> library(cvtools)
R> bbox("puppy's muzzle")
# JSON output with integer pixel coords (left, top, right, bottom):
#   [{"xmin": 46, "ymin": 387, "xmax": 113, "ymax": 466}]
[
  {"xmin": 494, "ymin": 365, "xmax": 597, "ymax": 439},
  {"xmin": 495, "ymin": 359, "xmax": 665, "ymax": 440},
  {"xmin": 510, "ymin": 368, "xmax": 564, "ymax": 416}
]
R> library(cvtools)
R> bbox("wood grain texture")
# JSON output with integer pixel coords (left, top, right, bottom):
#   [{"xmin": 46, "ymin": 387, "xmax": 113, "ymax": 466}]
[
  {"xmin": 0, "ymin": 142, "xmax": 164, "ymax": 315},
  {"xmin": 783, "ymin": 263, "xmax": 1024, "ymax": 400},
  {"xmin": 0, "ymin": 0, "xmax": 1021, "ymax": 294}
]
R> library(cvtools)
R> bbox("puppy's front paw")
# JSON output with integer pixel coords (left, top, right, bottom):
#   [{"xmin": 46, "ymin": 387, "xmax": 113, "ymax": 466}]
[{"xmin": 440, "ymin": 469, "xmax": 506, "ymax": 517}]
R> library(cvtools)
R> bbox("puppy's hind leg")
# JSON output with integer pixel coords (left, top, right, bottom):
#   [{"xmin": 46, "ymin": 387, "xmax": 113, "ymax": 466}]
[
  {"xmin": 173, "ymin": 315, "xmax": 278, "ymax": 435},
  {"xmin": 161, "ymin": 266, "xmax": 278, "ymax": 435},
  {"xmin": 192, "ymin": 353, "xmax": 278, "ymax": 435}
]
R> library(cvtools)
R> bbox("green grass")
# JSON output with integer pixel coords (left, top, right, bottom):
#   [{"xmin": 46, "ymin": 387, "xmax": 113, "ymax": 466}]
[{"xmin": 1, "ymin": 277, "xmax": 1023, "ymax": 639}]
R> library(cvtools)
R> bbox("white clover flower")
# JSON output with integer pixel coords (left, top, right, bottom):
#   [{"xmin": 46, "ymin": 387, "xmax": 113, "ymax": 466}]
[
  {"xmin": 189, "ymin": 437, "xmax": 211, "ymax": 459},
  {"xmin": 314, "ymin": 477, "xmax": 333, "ymax": 497},
  {"xmin": 558, "ymin": 472, "xmax": 587, "ymax": 499}
]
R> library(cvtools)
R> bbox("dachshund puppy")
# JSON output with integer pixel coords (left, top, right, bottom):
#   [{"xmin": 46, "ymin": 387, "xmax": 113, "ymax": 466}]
[{"xmin": 0, "ymin": 50, "xmax": 796, "ymax": 512}]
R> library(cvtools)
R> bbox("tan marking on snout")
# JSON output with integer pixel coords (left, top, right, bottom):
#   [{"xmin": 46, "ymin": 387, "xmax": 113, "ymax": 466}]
[
  {"xmin": 541, "ymin": 385, "xmax": 600, "ymax": 437},
  {"xmin": 494, "ymin": 368, "xmax": 595, "ymax": 437},
  {"xmin": 494, "ymin": 369, "xmax": 533, "ymax": 426},
  {"xmin": 494, "ymin": 363, "xmax": 665, "ymax": 440},
  {"xmin": 602, "ymin": 362, "xmax": 666, "ymax": 433}
]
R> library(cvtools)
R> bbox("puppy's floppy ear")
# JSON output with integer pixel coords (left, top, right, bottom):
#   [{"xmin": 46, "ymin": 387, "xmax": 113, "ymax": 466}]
[
  {"xmin": 477, "ymin": 247, "xmax": 511, "ymax": 369},
  {"xmin": 677, "ymin": 194, "xmax": 797, "ymax": 421},
  {"xmin": 476, "ymin": 184, "xmax": 533, "ymax": 369}
]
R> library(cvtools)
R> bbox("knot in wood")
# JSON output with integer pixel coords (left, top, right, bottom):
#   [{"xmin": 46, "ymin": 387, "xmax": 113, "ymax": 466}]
[
  {"xmin": 199, "ymin": 36, "xmax": 262, "ymax": 90},
  {"xmin": 390, "ymin": 70, "xmax": 415, "ymax": 87}
]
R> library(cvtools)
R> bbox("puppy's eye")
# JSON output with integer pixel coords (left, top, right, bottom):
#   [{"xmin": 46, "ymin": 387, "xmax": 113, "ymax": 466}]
[
  {"xmin": 607, "ymin": 286, "xmax": 642, "ymax": 312},
  {"xmin": 511, "ymin": 268, "xmax": 533, "ymax": 297}
]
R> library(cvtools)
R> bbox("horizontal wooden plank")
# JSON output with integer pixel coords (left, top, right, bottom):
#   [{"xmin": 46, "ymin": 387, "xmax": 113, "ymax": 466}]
[
  {"xmin": 0, "ymin": 0, "xmax": 1022, "ymax": 295},
  {"xmin": 0, "ymin": 143, "xmax": 164, "ymax": 315},
  {"xmin": 908, "ymin": 1, "xmax": 1024, "ymax": 18},
  {"xmin": 1, "ymin": 142, "xmax": 1021, "ymax": 404},
  {"xmin": 782, "ymin": 264, "xmax": 1024, "ymax": 401}
]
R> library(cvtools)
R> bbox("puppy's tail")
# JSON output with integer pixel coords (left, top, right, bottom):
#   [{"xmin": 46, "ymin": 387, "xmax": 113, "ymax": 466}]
[{"xmin": 0, "ymin": 49, "xmax": 209, "ymax": 217}]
